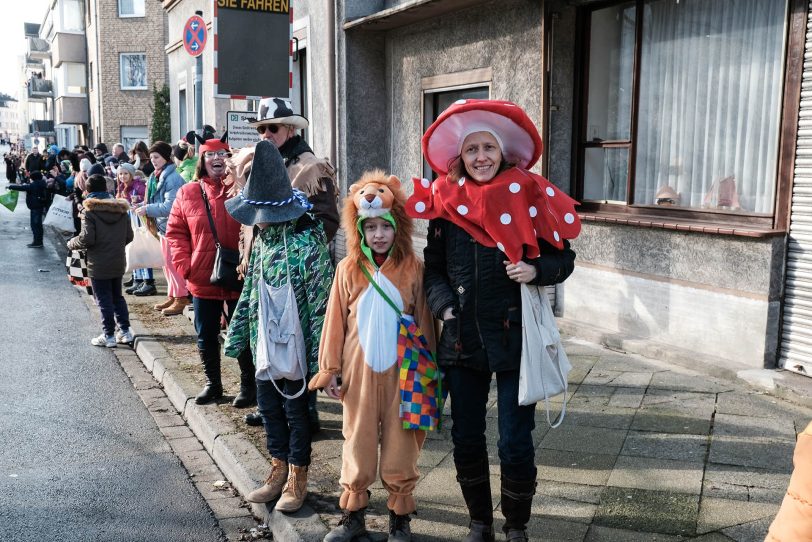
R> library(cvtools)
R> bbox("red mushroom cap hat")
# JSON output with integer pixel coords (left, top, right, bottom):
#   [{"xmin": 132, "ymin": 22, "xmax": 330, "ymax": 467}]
[{"xmin": 422, "ymin": 99, "xmax": 543, "ymax": 175}]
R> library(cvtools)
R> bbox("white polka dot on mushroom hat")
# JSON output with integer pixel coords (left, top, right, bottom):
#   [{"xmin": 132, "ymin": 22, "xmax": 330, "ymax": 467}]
[
  {"xmin": 457, "ymin": 205, "xmax": 469, "ymax": 215},
  {"xmin": 500, "ymin": 213, "xmax": 512, "ymax": 225},
  {"xmin": 564, "ymin": 212, "xmax": 575, "ymax": 224},
  {"xmin": 546, "ymin": 187, "xmax": 555, "ymax": 197},
  {"xmin": 553, "ymin": 231, "xmax": 560, "ymax": 242},
  {"xmin": 497, "ymin": 242, "xmax": 505, "ymax": 252},
  {"xmin": 421, "ymin": 178, "xmax": 430, "ymax": 188},
  {"xmin": 415, "ymin": 201, "xmax": 426, "ymax": 213},
  {"xmin": 458, "ymin": 178, "xmax": 466, "ymax": 186},
  {"xmin": 454, "ymin": 99, "xmax": 467, "ymax": 105},
  {"xmin": 509, "ymin": 182, "xmax": 521, "ymax": 193},
  {"xmin": 529, "ymin": 206, "xmax": 537, "ymax": 217}
]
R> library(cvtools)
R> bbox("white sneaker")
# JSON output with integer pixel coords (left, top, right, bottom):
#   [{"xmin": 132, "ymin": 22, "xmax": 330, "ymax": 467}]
[
  {"xmin": 116, "ymin": 328, "xmax": 134, "ymax": 344},
  {"xmin": 91, "ymin": 334, "xmax": 117, "ymax": 348}
]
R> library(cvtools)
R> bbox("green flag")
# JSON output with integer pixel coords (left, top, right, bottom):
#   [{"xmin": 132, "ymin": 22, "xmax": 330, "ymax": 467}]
[{"xmin": 0, "ymin": 190, "xmax": 18, "ymax": 212}]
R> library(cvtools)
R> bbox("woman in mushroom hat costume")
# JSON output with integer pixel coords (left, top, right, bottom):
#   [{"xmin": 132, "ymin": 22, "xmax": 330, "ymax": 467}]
[
  {"xmin": 224, "ymin": 140, "xmax": 334, "ymax": 514},
  {"xmin": 407, "ymin": 99, "xmax": 579, "ymax": 542}
]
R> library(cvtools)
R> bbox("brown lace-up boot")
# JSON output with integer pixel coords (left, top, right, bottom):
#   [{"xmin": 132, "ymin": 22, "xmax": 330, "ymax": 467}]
[
  {"xmin": 275, "ymin": 464, "xmax": 308, "ymax": 513},
  {"xmin": 245, "ymin": 457, "xmax": 289, "ymax": 503},
  {"xmin": 161, "ymin": 297, "xmax": 190, "ymax": 316},
  {"xmin": 153, "ymin": 297, "xmax": 173, "ymax": 311}
]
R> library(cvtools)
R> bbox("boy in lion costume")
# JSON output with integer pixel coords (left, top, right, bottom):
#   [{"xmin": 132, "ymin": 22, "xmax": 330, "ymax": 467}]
[{"xmin": 309, "ymin": 170, "xmax": 435, "ymax": 541}]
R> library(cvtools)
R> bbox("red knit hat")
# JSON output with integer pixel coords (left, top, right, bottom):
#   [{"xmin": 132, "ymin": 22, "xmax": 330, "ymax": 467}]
[
  {"xmin": 422, "ymin": 99, "xmax": 542, "ymax": 175},
  {"xmin": 199, "ymin": 137, "xmax": 230, "ymax": 154}
]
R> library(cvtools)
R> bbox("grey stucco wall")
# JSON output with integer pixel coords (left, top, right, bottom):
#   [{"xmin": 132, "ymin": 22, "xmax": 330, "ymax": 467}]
[{"xmin": 387, "ymin": 0, "xmax": 543, "ymax": 184}]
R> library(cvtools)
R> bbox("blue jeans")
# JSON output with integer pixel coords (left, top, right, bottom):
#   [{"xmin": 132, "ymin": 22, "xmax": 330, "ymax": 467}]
[
  {"xmin": 445, "ymin": 366, "xmax": 537, "ymax": 480},
  {"xmin": 30, "ymin": 207, "xmax": 44, "ymax": 244},
  {"xmin": 256, "ymin": 378, "xmax": 311, "ymax": 466},
  {"xmin": 91, "ymin": 277, "xmax": 130, "ymax": 336},
  {"xmin": 192, "ymin": 297, "xmax": 237, "ymax": 352}
]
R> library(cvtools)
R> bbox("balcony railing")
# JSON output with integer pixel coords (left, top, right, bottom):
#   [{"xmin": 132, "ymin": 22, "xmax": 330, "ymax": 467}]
[
  {"xmin": 27, "ymin": 78, "xmax": 53, "ymax": 100},
  {"xmin": 29, "ymin": 120, "xmax": 55, "ymax": 134},
  {"xmin": 26, "ymin": 37, "xmax": 50, "ymax": 60}
]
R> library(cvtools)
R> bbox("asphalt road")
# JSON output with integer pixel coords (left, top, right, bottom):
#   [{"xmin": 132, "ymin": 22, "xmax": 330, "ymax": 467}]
[{"xmin": 0, "ymin": 166, "xmax": 224, "ymax": 541}]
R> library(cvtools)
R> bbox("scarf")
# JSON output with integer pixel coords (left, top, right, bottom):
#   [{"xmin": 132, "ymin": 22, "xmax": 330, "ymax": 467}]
[
  {"xmin": 406, "ymin": 168, "xmax": 581, "ymax": 263},
  {"xmin": 86, "ymin": 191, "xmax": 111, "ymax": 200},
  {"xmin": 278, "ymin": 135, "xmax": 313, "ymax": 167}
]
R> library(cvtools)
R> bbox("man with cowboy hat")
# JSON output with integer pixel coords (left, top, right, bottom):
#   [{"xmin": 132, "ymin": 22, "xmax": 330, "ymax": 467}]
[{"xmin": 230, "ymin": 97, "xmax": 339, "ymax": 431}]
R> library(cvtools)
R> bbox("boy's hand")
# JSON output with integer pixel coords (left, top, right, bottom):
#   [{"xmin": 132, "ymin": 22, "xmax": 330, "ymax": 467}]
[
  {"xmin": 324, "ymin": 374, "xmax": 342, "ymax": 400},
  {"xmin": 503, "ymin": 260, "xmax": 537, "ymax": 283}
]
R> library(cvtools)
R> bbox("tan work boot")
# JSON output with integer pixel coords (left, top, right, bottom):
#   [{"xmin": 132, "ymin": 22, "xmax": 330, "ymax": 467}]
[
  {"xmin": 161, "ymin": 297, "xmax": 190, "ymax": 316},
  {"xmin": 153, "ymin": 297, "xmax": 174, "ymax": 311},
  {"xmin": 245, "ymin": 457, "xmax": 288, "ymax": 503},
  {"xmin": 275, "ymin": 464, "xmax": 308, "ymax": 513}
]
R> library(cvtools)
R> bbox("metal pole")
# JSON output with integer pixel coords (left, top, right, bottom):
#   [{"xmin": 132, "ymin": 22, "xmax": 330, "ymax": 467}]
[{"xmin": 194, "ymin": 10, "xmax": 204, "ymax": 150}]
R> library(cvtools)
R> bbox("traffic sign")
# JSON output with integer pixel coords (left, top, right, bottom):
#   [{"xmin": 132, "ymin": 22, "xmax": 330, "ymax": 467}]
[{"xmin": 183, "ymin": 15, "xmax": 207, "ymax": 57}]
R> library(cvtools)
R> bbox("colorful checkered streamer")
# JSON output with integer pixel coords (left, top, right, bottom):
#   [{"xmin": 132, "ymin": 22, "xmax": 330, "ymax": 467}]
[
  {"xmin": 398, "ymin": 314, "xmax": 446, "ymax": 431},
  {"xmin": 65, "ymin": 249, "xmax": 90, "ymax": 288}
]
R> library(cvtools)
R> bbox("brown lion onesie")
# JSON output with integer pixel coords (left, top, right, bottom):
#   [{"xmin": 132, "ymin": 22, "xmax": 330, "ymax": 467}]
[{"xmin": 309, "ymin": 170, "xmax": 436, "ymax": 516}]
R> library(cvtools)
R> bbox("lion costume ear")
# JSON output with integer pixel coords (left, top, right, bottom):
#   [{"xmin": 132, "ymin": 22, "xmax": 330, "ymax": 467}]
[{"xmin": 388, "ymin": 175, "xmax": 401, "ymax": 190}]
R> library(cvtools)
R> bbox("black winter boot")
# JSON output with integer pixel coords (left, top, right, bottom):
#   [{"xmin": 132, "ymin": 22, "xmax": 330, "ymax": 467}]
[
  {"xmin": 232, "ymin": 349, "xmax": 256, "ymax": 408},
  {"xmin": 456, "ymin": 458, "xmax": 495, "ymax": 542},
  {"xmin": 125, "ymin": 279, "xmax": 143, "ymax": 295},
  {"xmin": 195, "ymin": 348, "xmax": 223, "ymax": 404},
  {"xmin": 501, "ymin": 475, "xmax": 536, "ymax": 540}
]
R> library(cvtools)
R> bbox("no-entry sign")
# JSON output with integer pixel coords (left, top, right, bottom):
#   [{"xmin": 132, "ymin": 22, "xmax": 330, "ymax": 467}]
[
  {"xmin": 213, "ymin": 0, "xmax": 291, "ymax": 99},
  {"xmin": 183, "ymin": 15, "xmax": 207, "ymax": 57}
]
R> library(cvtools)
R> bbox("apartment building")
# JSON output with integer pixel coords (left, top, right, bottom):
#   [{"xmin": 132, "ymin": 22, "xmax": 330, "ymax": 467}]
[
  {"xmin": 21, "ymin": 22, "xmax": 53, "ymax": 151},
  {"xmin": 86, "ymin": 0, "xmax": 167, "ymax": 149}
]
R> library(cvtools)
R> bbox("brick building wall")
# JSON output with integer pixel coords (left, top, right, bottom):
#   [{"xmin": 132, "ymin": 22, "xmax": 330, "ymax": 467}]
[{"xmin": 86, "ymin": 0, "xmax": 167, "ymax": 148}]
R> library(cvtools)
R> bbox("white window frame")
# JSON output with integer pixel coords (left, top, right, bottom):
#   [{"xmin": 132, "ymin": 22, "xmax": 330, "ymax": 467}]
[
  {"xmin": 118, "ymin": 0, "xmax": 145, "ymax": 18},
  {"xmin": 120, "ymin": 53, "xmax": 147, "ymax": 90}
]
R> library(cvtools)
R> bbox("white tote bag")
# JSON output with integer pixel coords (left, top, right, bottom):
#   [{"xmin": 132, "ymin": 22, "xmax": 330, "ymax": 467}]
[
  {"xmin": 125, "ymin": 212, "xmax": 164, "ymax": 272},
  {"xmin": 254, "ymin": 231, "xmax": 308, "ymax": 400},
  {"xmin": 518, "ymin": 283, "xmax": 571, "ymax": 427},
  {"xmin": 43, "ymin": 194, "xmax": 75, "ymax": 232}
]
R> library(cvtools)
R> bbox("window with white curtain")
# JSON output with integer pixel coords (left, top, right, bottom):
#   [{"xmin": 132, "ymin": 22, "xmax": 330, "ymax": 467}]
[
  {"xmin": 54, "ymin": 63, "xmax": 87, "ymax": 95},
  {"xmin": 120, "ymin": 53, "xmax": 147, "ymax": 90},
  {"xmin": 118, "ymin": 0, "xmax": 145, "ymax": 17},
  {"xmin": 580, "ymin": 0, "xmax": 789, "ymax": 216},
  {"xmin": 59, "ymin": 0, "xmax": 84, "ymax": 32}
]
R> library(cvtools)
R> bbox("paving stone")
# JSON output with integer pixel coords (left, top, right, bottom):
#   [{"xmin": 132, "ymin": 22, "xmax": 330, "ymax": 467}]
[
  {"xmin": 158, "ymin": 424, "xmax": 195, "ymax": 440},
  {"xmin": 144, "ymin": 396, "xmax": 175, "ymax": 414},
  {"xmin": 609, "ymin": 388, "xmax": 646, "ymax": 409},
  {"xmin": 641, "ymin": 389, "xmax": 717, "ymax": 414},
  {"xmin": 407, "ymin": 502, "xmax": 472, "ymax": 541},
  {"xmin": 716, "ymin": 391, "xmax": 806, "ymax": 419},
  {"xmin": 708, "ymin": 436, "xmax": 794, "ymax": 472},
  {"xmin": 194, "ymin": 479, "xmax": 237, "ymax": 501},
  {"xmin": 584, "ymin": 525, "xmax": 686, "ymax": 541},
  {"xmin": 691, "ymin": 534, "xmax": 736, "ymax": 542},
  {"xmin": 168, "ymin": 436, "xmax": 204, "ymax": 454},
  {"xmin": 584, "ymin": 370, "xmax": 652, "ymax": 389},
  {"xmin": 529, "ymin": 516, "xmax": 590, "ymax": 541},
  {"xmin": 703, "ymin": 463, "xmax": 790, "ymax": 503},
  {"xmin": 631, "ymin": 408, "xmax": 712, "ymax": 435},
  {"xmin": 720, "ymin": 517, "xmax": 773, "ymax": 542},
  {"xmin": 649, "ymin": 371, "xmax": 734, "ymax": 393},
  {"xmin": 621, "ymin": 431, "xmax": 708, "ymax": 463},
  {"xmin": 218, "ymin": 516, "xmax": 260, "ymax": 540},
  {"xmin": 594, "ymin": 487, "xmax": 699, "ymax": 536},
  {"xmin": 561, "ymin": 405, "xmax": 636, "ymax": 430},
  {"xmin": 697, "ymin": 497, "xmax": 779, "ymax": 535},
  {"xmin": 415, "ymin": 455, "xmax": 499, "ymax": 508},
  {"xmin": 608, "ymin": 455, "xmax": 703, "ymax": 494},
  {"xmin": 539, "ymin": 424, "xmax": 627, "ymax": 455},
  {"xmin": 532, "ymin": 491, "xmax": 597, "ymax": 524},
  {"xmin": 713, "ymin": 412, "xmax": 797, "ymax": 441},
  {"xmin": 536, "ymin": 448, "xmax": 616, "ymax": 486},
  {"xmin": 417, "ymin": 438, "xmax": 453, "ymax": 469},
  {"xmin": 207, "ymin": 495, "xmax": 253, "ymax": 520},
  {"xmin": 569, "ymin": 384, "xmax": 616, "ymax": 407},
  {"xmin": 151, "ymin": 412, "xmax": 186, "ymax": 428},
  {"xmin": 537, "ymin": 480, "xmax": 604, "ymax": 505},
  {"xmin": 592, "ymin": 353, "xmax": 664, "ymax": 373}
]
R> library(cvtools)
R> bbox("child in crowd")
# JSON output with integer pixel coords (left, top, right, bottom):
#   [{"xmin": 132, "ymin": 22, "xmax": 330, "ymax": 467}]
[
  {"xmin": 7, "ymin": 171, "xmax": 49, "ymax": 248},
  {"xmin": 309, "ymin": 170, "xmax": 435, "ymax": 542},
  {"xmin": 116, "ymin": 163, "xmax": 156, "ymax": 296},
  {"xmin": 67, "ymin": 173, "xmax": 134, "ymax": 347}
]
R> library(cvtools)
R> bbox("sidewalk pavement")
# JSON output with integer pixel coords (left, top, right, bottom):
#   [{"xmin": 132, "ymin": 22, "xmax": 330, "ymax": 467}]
[{"xmin": 64, "ymin": 251, "xmax": 812, "ymax": 542}]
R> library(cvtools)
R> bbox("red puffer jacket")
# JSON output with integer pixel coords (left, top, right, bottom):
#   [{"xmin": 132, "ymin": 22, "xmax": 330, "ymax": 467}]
[{"xmin": 166, "ymin": 177, "xmax": 242, "ymax": 300}]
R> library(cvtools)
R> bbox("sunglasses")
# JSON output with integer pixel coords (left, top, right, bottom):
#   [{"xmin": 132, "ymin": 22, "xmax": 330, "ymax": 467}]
[
  {"xmin": 256, "ymin": 124, "xmax": 282, "ymax": 135},
  {"xmin": 204, "ymin": 150, "xmax": 231, "ymax": 158}
]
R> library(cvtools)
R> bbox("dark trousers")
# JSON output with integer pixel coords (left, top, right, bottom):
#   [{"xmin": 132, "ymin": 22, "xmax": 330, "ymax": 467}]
[
  {"xmin": 91, "ymin": 277, "xmax": 130, "ymax": 336},
  {"xmin": 445, "ymin": 366, "xmax": 537, "ymax": 480},
  {"xmin": 30, "ymin": 207, "xmax": 44, "ymax": 244},
  {"xmin": 256, "ymin": 378, "xmax": 311, "ymax": 467},
  {"xmin": 192, "ymin": 297, "xmax": 237, "ymax": 352}
]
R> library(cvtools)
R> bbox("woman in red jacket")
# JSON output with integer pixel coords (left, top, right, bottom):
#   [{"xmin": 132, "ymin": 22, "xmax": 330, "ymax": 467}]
[{"xmin": 165, "ymin": 136, "xmax": 255, "ymax": 408}]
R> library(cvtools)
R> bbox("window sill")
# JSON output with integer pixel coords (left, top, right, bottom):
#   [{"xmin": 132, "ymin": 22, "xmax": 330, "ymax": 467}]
[{"xmin": 578, "ymin": 211, "xmax": 785, "ymax": 238}]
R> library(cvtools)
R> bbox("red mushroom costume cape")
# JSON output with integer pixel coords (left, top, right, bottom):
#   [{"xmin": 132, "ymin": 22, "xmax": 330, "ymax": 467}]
[{"xmin": 406, "ymin": 99, "xmax": 581, "ymax": 263}]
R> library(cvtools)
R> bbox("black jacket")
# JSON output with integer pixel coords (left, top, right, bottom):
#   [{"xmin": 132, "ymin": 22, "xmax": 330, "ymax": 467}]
[
  {"xmin": 24, "ymin": 153, "xmax": 44, "ymax": 174},
  {"xmin": 8, "ymin": 178, "xmax": 48, "ymax": 210},
  {"xmin": 424, "ymin": 218, "xmax": 576, "ymax": 372}
]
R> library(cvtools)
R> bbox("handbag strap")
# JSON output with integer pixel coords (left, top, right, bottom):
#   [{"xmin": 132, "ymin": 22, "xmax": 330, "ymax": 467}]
[
  {"xmin": 358, "ymin": 260, "xmax": 401, "ymax": 317},
  {"xmin": 198, "ymin": 181, "xmax": 221, "ymax": 249}
]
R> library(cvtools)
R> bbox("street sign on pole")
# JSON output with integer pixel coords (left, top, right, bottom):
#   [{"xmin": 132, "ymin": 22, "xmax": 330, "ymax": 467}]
[
  {"xmin": 213, "ymin": 0, "xmax": 292, "ymax": 100},
  {"xmin": 183, "ymin": 15, "xmax": 207, "ymax": 57},
  {"xmin": 226, "ymin": 111, "xmax": 259, "ymax": 150}
]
